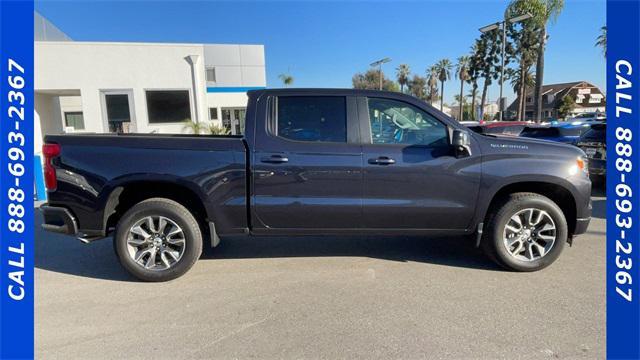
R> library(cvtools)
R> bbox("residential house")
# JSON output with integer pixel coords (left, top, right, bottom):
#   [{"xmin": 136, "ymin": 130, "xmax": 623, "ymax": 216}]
[{"xmin": 506, "ymin": 81, "xmax": 606, "ymax": 121}]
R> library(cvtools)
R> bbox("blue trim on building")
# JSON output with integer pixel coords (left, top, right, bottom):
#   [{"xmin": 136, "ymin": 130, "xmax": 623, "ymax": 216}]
[
  {"xmin": 34, "ymin": 155, "xmax": 47, "ymax": 201},
  {"xmin": 206, "ymin": 86, "xmax": 266, "ymax": 93}
]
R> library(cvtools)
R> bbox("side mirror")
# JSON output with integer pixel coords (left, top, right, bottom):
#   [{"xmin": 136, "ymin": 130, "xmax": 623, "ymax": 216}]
[{"xmin": 452, "ymin": 129, "xmax": 472, "ymax": 157}]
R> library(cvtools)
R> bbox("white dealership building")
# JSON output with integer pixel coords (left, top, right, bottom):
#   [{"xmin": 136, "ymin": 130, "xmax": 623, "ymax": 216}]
[
  {"xmin": 33, "ymin": 12, "xmax": 266, "ymax": 199},
  {"xmin": 34, "ymin": 12, "xmax": 266, "ymax": 140}
]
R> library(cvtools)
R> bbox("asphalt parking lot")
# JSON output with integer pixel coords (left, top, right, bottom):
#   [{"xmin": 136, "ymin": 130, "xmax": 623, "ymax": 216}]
[{"xmin": 35, "ymin": 187, "xmax": 606, "ymax": 359}]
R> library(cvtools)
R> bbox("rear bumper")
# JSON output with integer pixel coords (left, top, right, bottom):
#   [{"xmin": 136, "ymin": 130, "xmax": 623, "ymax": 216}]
[{"xmin": 40, "ymin": 205, "xmax": 78, "ymax": 235}]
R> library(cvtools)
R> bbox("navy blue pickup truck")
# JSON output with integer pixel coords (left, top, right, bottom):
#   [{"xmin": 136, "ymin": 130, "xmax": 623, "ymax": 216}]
[{"xmin": 41, "ymin": 89, "xmax": 592, "ymax": 281}]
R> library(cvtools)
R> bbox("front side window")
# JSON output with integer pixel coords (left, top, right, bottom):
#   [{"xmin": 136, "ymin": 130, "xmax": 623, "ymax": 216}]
[
  {"xmin": 276, "ymin": 96, "xmax": 347, "ymax": 142},
  {"xmin": 146, "ymin": 90, "xmax": 191, "ymax": 123},
  {"xmin": 367, "ymin": 97, "xmax": 447, "ymax": 147}
]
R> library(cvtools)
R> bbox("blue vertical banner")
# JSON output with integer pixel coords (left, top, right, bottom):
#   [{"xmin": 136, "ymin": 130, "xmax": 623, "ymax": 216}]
[
  {"xmin": 0, "ymin": 0, "xmax": 35, "ymax": 359},
  {"xmin": 607, "ymin": 0, "xmax": 640, "ymax": 359}
]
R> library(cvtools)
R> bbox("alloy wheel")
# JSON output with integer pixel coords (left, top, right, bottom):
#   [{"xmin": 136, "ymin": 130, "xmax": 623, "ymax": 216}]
[
  {"xmin": 502, "ymin": 208, "xmax": 557, "ymax": 262},
  {"xmin": 126, "ymin": 216, "xmax": 186, "ymax": 271}
]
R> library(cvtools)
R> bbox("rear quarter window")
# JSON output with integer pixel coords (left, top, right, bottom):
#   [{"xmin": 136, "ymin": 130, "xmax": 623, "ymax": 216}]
[{"xmin": 276, "ymin": 96, "xmax": 347, "ymax": 143}]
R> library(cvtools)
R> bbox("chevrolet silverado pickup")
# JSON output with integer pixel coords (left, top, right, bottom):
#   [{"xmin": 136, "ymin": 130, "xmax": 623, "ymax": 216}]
[{"xmin": 41, "ymin": 89, "xmax": 592, "ymax": 281}]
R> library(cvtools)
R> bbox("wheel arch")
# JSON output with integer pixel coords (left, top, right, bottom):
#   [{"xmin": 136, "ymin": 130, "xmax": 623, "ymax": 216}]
[
  {"xmin": 479, "ymin": 180, "xmax": 578, "ymax": 236},
  {"xmin": 101, "ymin": 179, "xmax": 212, "ymax": 242}
]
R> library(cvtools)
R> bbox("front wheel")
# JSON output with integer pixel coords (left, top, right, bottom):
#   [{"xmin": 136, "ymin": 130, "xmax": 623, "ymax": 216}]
[
  {"xmin": 482, "ymin": 193, "xmax": 568, "ymax": 272},
  {"xmin": 114, "ymin": 198, "xmax": 203, "ymax": 281}
]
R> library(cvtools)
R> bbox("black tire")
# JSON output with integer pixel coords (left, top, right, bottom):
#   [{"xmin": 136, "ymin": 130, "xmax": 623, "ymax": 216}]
[
  {"xmin": 481, "ymin": 192, "xmax": 568, "ymax": 272},
  {"xmin": 114, "ymin": 198, "xmax": 203, "ymax": 282}
]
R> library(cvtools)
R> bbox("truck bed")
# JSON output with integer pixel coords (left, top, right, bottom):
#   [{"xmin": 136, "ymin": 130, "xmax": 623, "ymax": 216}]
[{"xmin": 43, "ymin": 133, "xmax": 249, "ymax": 237}]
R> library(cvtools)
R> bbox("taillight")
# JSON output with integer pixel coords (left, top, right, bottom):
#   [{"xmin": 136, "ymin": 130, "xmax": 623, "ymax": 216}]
[{"xmin": 42, "ymin": 143, "xmax": 61, "ymax": 190}]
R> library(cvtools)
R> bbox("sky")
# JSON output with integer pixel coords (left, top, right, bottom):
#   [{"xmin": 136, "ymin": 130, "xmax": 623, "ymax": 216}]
[{"xmin": 35, "ymin": 0, "xmax": 606, "ymax": 105}]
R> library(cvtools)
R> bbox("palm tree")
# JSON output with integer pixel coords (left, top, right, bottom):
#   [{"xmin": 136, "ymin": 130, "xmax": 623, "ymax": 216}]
[
  {"xmin": 426, "ymin": 65, "xmax": 439, "ymax": 105},
  {"xmin": 278, "ymin": 73, "xmax": 294, "ymax": 87},
  {"xmin": 183, "ymin": 120, "xmax": 206, "ymax": 134},
  {"xmin": 467, "ymin": 44, "xmax": 481, "ymax": 121},
  {"xmin": 510, "ymin": 0, "xmax": 564, "ymax": 121},
  {"xmin": 434, "ymin": 59, "xmax": 452, "ymax": 111},
  {"xmin": 595, "ymin": 26, "xmax": 606, "ymax": 58},
  {"xmin": 396, "ymin": 64, "xmax": 411, "ymax": 93},
  {"xmin": 455, "ymin": 56, "xmax": 470, "ymax": 120}
]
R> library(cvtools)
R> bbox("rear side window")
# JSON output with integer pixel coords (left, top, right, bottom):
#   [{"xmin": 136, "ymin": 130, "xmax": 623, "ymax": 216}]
[{"xmin": 276, "ymin": 96, "xmax": 347, "ymax": 142}]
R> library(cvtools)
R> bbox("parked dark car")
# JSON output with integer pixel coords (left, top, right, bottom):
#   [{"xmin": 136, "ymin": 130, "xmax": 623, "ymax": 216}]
[
  {"xmin": 41, "ymin": 89, "xmax": 591, "ymax": 281},
  {"xmin": 576, "ymin": 123, "xmax": 606, "ymax": 181},
  {"xmin": 519, "ymin": 122, "xmax": 594, "ymax": 144},
  {"xmin": 467, "ymin": 121, "xmax": 532, "ymax": 136}
]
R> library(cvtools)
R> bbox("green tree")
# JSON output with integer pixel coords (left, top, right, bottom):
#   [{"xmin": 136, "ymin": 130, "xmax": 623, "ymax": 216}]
[
  {"xmin": 473, "ymin": 31, "xmax": 502, "ymax": 119},
  {"xmin": 505, "ymin": 3, "xmax": 540, "ymax": 121},
  {"xmin": 183, "ymin": 120, "xmax": 206, "ymax": 134},
  {"xmin": 208, "ymin": 124, "xmax": 231, "ymax": 135},
  {"xmin": 509, "ymin": 0, "xmax": 565, "ymax": 121},
  {"xmin": 278, "ymin": 73, "xmax": 294, "ymax": 87},
  {"xmin": 506, "ymin": 67, "xmax": 534, "ymax": 121},
  {"xmin": 408, "ymin": 75, "xmax": 428, "ymax": 100},
  {"xmin": 396, "ymin": 64, "xmax": 411, "ymax": 93},
  {"xmin": 455, "ymin": 56, "xmax": 470, "ymax": 120},
  {"xmin": 595, "ymin": 25, "xmax": 606, "ymax": 58},
  {"xmin": 352, "ymin": 69, "xmax": 399, "ymax": 91},
  {"xmin": 425, "ymin": 65, "xmax": 440, "ymax": 105},
  {"xmin": 557, "ymin": 94, "xmax": 575, "ymax": 119},
  {"xmin": 435, "ymin": 59, "xmax": 452, "ymax": 111}
]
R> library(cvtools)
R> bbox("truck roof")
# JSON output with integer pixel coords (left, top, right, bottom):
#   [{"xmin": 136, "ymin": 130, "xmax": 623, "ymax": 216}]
[{"xmin": 248, "ymin": 88, "xmax": 410, "ymax": 97}]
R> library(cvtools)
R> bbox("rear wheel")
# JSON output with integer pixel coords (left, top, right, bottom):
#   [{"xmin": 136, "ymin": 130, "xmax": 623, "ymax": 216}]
[
  {"xmin": 482, "ymin": 193, "xmax": 568, "ymax": 271},
  {"xmin": 114, "ymin": 198, "xmax": 202, "ymax": 281}
]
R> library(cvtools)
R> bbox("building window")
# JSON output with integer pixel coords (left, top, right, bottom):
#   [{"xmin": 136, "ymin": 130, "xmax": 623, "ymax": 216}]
[
  {"xmin": 209, "ymin": 107, "xmax": 218, "ymax": 120},
  {"xmin": 575, "ymin": 95, "xmax": 584, "ymax": 103},
  {"xmin": 276, "ymin": 96, "xmax": 347, "ymax": 143},
  {"xmin": 145, "ymin": 90, "xmax": 191, "ymax": 124},
  {"xmin": 206, "ymin": 67, "xmax": 216, "ymax": 83},
  {"xmin": 526, "ymin": 96, "xmax": 532, "ymax": 103},
  {"xmin": 589, "ymin": 94, "xmax": 603, "ymax": 103},
  {"xmin": 64, "ymin": 112, "xmax": 85, "ymax": 130}
]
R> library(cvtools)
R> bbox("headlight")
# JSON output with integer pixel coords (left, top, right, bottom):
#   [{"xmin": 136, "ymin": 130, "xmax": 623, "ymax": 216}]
[{"xmin": 569, "ymin": 156, "xmax": 588, "ymax": 176}]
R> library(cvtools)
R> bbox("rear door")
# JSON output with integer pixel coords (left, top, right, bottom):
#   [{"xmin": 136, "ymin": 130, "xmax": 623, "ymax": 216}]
[
  {"xmin": 359, "ymin": 96, "xmax": 481, "ymax": 230},
  {"xmin": 251, "ymin": 94, "xmax": 363, "ymax": 231}
]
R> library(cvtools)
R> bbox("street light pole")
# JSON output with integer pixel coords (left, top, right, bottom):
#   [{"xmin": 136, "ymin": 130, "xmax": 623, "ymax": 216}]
[
  {"xmin": 499, "ymin": 22, "xmax": 507, "ymax": 121},
  {"xmin": 370, "ymin": 57, "xmax": 391, "ymax": 90},
  {"xmin": 479, "ymin": 13, "xmax": 532, "ymax": 121}
]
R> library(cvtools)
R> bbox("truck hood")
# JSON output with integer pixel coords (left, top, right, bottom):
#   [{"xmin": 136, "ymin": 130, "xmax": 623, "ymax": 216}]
[{"xmin": 475, "ymin": 133, "xmax": 585, "ymax": 158}]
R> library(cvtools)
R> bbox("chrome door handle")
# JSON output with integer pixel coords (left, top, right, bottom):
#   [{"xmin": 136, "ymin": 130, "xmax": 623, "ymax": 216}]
[
  {"xmin": 261, "ymin": 155, "xmax": 289, "ymax": 164},
  {"xmin": 368, "ymin": 157, "xmax": 396, "ymax": 165}
]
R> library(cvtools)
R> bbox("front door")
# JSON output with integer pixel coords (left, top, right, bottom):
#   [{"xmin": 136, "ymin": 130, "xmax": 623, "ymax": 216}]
[
  {"xmin": 360, "ymin": 96, "xmax": 481, "ymax": 230},
  {"xmin": 252, "ymin": 95, "xmax": 362, "ymax": 231},
  {"xmin": 101, "ymin": 90, "xmax": 135, "ymax": 133},
  {"xmin": 221, "ymin": 107, "xmax": 246, "ymax": 135}
]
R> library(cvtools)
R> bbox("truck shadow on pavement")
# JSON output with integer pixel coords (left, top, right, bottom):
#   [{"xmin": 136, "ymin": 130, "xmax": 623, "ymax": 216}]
[{"xmin": 35, "ymin": 213, "xmax": 501, "ymax": 282}]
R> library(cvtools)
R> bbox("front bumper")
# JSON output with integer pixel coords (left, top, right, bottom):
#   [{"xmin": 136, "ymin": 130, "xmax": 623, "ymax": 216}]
[
  {"xmin": 40, "ymin": 205, "xmax": 78, "ymax": 235},
  {"xmin": 574, "ymin": 217, "xmax": 591, "ymax": 235}
]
